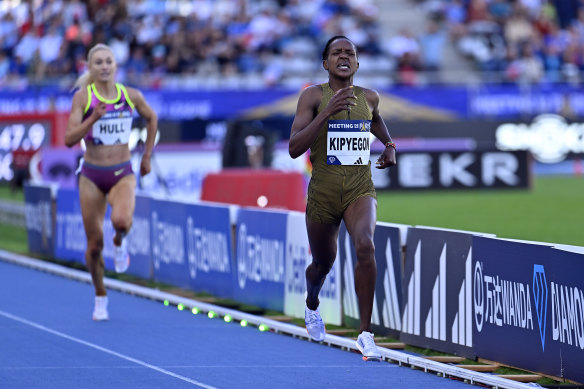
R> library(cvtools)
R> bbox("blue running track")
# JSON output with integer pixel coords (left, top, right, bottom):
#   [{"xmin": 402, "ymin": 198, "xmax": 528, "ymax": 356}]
[{"xmin": 0, "ymin": 258, "xmax": 499, "ymax": 389}]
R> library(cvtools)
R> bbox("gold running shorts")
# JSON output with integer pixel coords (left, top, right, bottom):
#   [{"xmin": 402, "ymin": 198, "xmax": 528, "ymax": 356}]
[{"xmin": 306, "ymin": 168, "xmax": 376, "ymax": 225}]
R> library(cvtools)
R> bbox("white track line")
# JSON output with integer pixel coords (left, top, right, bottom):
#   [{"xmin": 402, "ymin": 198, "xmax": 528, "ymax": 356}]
[{"xmin": 0, "ymin": 310, "xmax": 217, "ymax": 389}]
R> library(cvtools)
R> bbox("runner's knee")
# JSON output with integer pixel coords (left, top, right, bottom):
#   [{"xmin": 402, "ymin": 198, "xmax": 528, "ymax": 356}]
[
  {"xmin": 86, "ymin": 238, "xmax": 104, "ymax": 259},
  {"xmin": 111, "ymin": 214, "xmax": 132, "ymax": 234},
  {"xmin": 310, "ymin": 256, "xmax": 335, "ymax": 276},
  {"xmin": 354, "ymin": 236, "xmax": 375, "ymax": 261}
]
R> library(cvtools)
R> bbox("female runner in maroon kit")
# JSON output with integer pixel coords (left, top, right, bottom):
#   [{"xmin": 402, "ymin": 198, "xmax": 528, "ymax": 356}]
[{"xmin": 66, "ymin": 43, "xmax": 158, "ymax": 320}]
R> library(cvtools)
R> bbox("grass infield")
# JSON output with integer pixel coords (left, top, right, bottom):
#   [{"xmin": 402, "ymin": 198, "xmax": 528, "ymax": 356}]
[{"xmin": 376, "ymin": 176, "xmax": 584, "ymax": 247}]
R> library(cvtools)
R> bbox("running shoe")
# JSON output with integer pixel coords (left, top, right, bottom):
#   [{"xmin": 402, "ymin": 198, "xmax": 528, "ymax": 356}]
[
  {"xmin": 356, "ymin": 331, "xmax": 382, "ymax": 361},
  {"xmin": 114, "ymin": 237, "xmax": 130, "ymax": 273},
  {"xmin": 305, "ymin": 305, "xmax": 326, "ymax": 341},
  {"xmin": 93, "ymin": 296, "xmax": 109, "ymax": 321}
]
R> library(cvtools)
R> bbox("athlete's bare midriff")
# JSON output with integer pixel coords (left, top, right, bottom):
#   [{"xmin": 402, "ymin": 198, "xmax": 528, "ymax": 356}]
[{"xmin": 83, "ymin": 143, "xmax": 131, "ymax": 166}]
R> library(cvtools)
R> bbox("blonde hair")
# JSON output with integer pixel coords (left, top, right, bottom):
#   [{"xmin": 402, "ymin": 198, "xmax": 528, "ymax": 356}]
[{"xmin": 72, "ymin": 43, "xmax": 115, "ymax": 91}]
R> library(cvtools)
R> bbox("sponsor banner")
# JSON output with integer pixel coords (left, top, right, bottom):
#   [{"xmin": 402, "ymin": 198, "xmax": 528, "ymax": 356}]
[
  {"xmin": 370, "ymin": 150, "xmax": 530, "ymax": 190},
  {"xmin": 150, "ymin": 199, "xmax": 190, "ymax": 289},
  {"xmin": 54, "ymin": 187, "xmax": 86, "ymax": 264},
  {"xmin": 0, "ymin": 90, "xmax": 295, "ymax": 120},
  {"xmin": 283, "ymin": 211, "xmax": 341, "ymax": 325},
  {"xmin": 495, "ymin": 114, "xmax": 584, "ymax": 163},
  {"xmin": 339, "ymin": 222, "xmax": 406, "ymax": 337},
  {"xmin": 235, "ymin": 208, "xmax": 287, "ymax": 312},
  {"xmin": 468, "ymin": 85, "xmax": 584, "ymax": 118},
  {"xmin": 23, "ymin": 183, "xmax": 54, "ymax": 257},
  {"xmin": 400, "ymin": 227, "xmax": 475, "ymax": 358},
  {"xmin": 473, "ymin": 237, "xmax": 584, "ymax": 384},
  {"xmin": 123, "ymin": 195, "xmax": 153, "ymax": 279},
  {"xmin": 3, "ymin": 86, "xmax": 584, "ymax": 123},
  {"xmin": 185, "ymin": 203, "xmax": 234, "ymax": 299}
]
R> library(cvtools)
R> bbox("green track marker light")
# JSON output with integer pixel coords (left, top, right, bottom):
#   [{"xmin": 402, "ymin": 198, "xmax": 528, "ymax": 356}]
[
  {"xmin": 192, "ymin": 307, "xmax": 200, "ymax": 315},
  {"xmin": 224, "ymin": 315, "xmax": 232, "ymax": 323},
  {"xmin": 163, "ymin": 300, "xmax": 169, "ymax": 306},
  {"xmin": 208, "ymin": 311, "xmax": 217, "ymax": 319},
  {"xmin": 259, "ymin": 324, "xmax": 269, "ymax": 332},
  {"xmin": 240, "ymin": 319, "xmax": 248, "ymax": 327}
]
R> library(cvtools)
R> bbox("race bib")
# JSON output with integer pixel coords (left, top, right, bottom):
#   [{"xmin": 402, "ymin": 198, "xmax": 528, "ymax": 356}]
[
  {"xmin": 91, "ymin": 112, "xmax": 133, "ymax": 145},
  {"xmin": 326, "ymin": 120, "xmax": 371, "ymax": 165}
]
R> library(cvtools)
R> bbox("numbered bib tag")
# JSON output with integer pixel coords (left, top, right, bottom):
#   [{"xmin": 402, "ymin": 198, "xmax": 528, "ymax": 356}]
[
  {"xmin": 326, "ymin": 120, "xmax": 371, "ymax": 165},
  {"xmin": 91, "ymin": 112, "xmax": 133, "ymax": 145}
]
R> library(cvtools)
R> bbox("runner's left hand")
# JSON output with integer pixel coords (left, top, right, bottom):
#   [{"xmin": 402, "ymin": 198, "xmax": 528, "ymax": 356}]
[
  {"xmin": 140, "ymin": 155, "xmax": 151, "ymax": 176},
  {"xmin": 375, "ymin": 147, "xmax": 396, "ymax": 169}
]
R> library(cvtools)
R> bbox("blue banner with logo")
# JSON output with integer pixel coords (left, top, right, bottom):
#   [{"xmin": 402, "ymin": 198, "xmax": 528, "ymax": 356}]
[
  {"xmin": 54, "ymin": 187, "xmax": 86, "ymax": 264},
  {"xmin": 234, "ymin": 208, "xmax": 287, "ymax": 312},
  {"xmin": 340, "ymin": 222, "xmax": 406, "ymax": 338},
  {"xmin": 124, "ymin": 195, "xmax": 153, "ymax": 279},
  {"xmin": 150, "ymin": 199, "xmax": 190, "ymax": 289},
  {"xmin": 23, "ymin": 183, "xmax": 55, "ymax": 257},
  {"xmin": 185, "ymin": 203, "xmax": 234, "ymax": 299},
  {"xmin": 473, "ymin": 237, "xmax": 584, "ymax": 384},
  {"xmin": 400, "ymin": 227, "xmax": 475, "ymax": 358}
]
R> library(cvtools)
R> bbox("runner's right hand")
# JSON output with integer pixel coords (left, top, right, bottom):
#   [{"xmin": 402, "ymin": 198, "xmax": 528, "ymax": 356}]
[
  {"xmin": 327, "ymin": 85, "xmax": 356, "ymax": 116},
  {"xmin": 92, "ymin": 102, "xmax": 107, "ymax": 119}
]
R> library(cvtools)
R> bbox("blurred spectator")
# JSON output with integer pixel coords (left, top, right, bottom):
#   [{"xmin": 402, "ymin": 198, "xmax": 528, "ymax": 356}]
[
  {"xmin": 418, "ymin": 19, "xmax": 447, "ymax": 81},
  {"xmin": 0, "ymin": 50, "xmax": 10, "ymax": 82},
  {"xmin": 518, "ymin": 43, "xmax": 545, "ymax": 83},
  {"xmin": 109, "ymin": 31, "xmax": 130, "ymax": 66},
  {"xmin": 552, "ymin": 0, "xmax": 582, "ymax": 29},
  {"xmin": 385, "ymin": 28, "xmax": 420, "ymax": 59},
  {"xmin": 14, "ymin": 29, "xmax": 39, "ymax": 65},
  {"xmin": 504, "ymin": 6, "xmax": 535, "ymax": 49},
  {"xmin": 541, "ymin": 42, "xmax": 563, "ymax": 83},
  {"xmin": 0, "ymin": 13, "xmax": 19, "ymax": 51},
  {"xmin": 396, "ymin": 51, "xmax": 421, "ymax": 86}
]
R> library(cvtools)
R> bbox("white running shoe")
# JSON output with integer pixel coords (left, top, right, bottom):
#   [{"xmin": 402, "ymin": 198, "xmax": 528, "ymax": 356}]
[
  {"xmin": 356, "ymin": 331, "xmax": 382, "ymax": 361},
  {"xmin": 93, "ymin": 296, "xmax": 109, "ymax": 321},
  {"xmin": 305, "ymin": 305, "xmax": 326, "ymax": 342},
  {"xmin": 114, "ymin": 237, "xmax": 130, "ymax": 273}
]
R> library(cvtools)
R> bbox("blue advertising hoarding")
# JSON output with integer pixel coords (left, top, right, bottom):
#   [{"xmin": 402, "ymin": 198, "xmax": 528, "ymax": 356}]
[
  {"xmin": 54, "ymin": 187, "xmax": 86, "ymax": 264},
  {"xmin": 3, "ymin": 85, "xmax": 584, "ymax": 122},
  {"xmin": 185, "ymin": 202, "xmax": 234, "ymax": 300},
  {"xmin": 400, "ymin": 227, "xmax": 476, "ymax": 358},
  {"xmin": 150, "ymin": 199, "xmax": 190, "ymax": 289},
  {"xmin": 473, "ymin": 237, "xmax": 584, "ymax": 384},
  {"xmin": 234, "ymin": 208, "xmax": 287, "ymax": 312},
  {"xmin": 23, "ymin": 183, "xmax": 54, "ymax": 257},
  {"xmin": 124, "ymin": 195, "xmax": 153, "ymax": 280}
]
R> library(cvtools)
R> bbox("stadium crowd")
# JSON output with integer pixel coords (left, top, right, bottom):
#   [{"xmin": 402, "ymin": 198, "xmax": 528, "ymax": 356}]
[
  {"xmin": 422, "ymin": 0, "xmax": 584, "ymax": 84},
  {"xmin": 0, "ymin": 0, "xmax": 583, "ymax": 88}
]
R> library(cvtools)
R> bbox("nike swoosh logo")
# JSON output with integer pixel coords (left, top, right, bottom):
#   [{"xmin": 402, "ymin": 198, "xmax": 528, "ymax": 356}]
[
  {"xmin": 114, "ymin": 102, "xmax": 125, "ymax": 109},
  {"xmin": 114, "ymin": 168, "xmax": 125, "ymax": 176}
]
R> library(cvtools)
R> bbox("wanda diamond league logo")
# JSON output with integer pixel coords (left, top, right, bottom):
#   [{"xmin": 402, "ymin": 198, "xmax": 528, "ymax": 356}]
[{"xmin": 532, "ymin": 265, "xmax": 548, "ymax": 351}]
